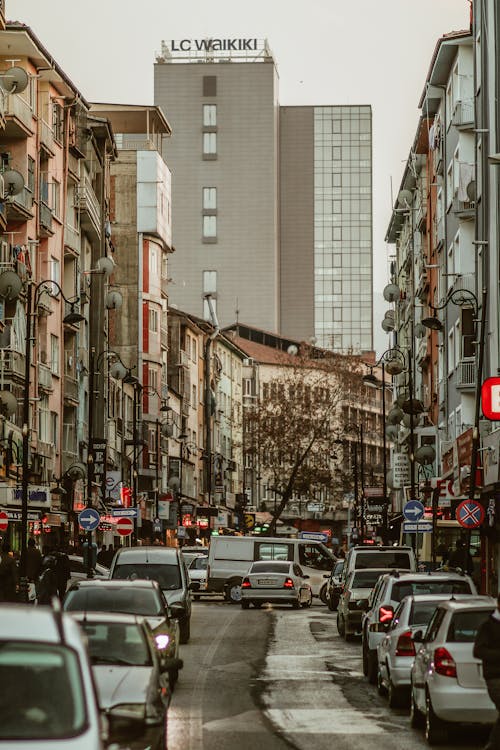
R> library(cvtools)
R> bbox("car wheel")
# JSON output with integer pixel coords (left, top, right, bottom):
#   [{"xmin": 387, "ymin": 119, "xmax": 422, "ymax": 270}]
[
  {"xmin": 377, "ymin": 665, "xmax": 387, "ymax": 696},
  {"xmin": 410, "ymin": 682, "xmax": 424, "ymax": 729},
  {"xmin": 319, "ymin": 584, "xmax": 328, "ymax": 604},
  {"xmin": 226, "ymin": 579, "xmax": 243, "ymax": 604},
  {"xmin": 327, "ymin": 594, "xmax": 337, "ymax": 612},
  {"xmin": 367, "ymin": 648, "xmax": 378, "ymax": 685},
  {"xmin": 387, "ymin": 672, "xmax": 402, "ymax": 709},
  {"xmin": 425, "ymin": 690, "xmax": 447, "ymax": 745},
  {"xmin": 179, "ymin": 617, "xmax": 190, "ymax": 644},
  {"xmin": 337, "ymin": 613, "xmax": 345, "ymax": 637},
  {"xmin": 241, "ymin": 600, "xmax": 250, "ymax": 610},
  {"xmin": 306, "ymin": 591, "xmax": 313, "ymax": 608}
]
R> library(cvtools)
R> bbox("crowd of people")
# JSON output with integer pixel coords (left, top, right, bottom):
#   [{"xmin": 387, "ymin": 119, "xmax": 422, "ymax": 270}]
[{"xmin": 0, "ymin": 539, "xmax": 71, "ymax": 604}]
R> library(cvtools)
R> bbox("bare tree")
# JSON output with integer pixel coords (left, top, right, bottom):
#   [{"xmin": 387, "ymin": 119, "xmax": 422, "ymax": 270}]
[{"xmin": 245, "ymin": 346, "xmax": 363, "ymax": 534}]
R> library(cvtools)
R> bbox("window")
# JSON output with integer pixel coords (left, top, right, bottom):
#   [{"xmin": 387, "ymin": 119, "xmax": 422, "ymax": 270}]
[
  {"xmin": 50, "ymin": 334, "xmax": 59, "ymax": 375},
  {"xmin": 52, "ymin": 179, "xmax": 61, "ymax": 218},
  {"xmin": 203, "ymin": 133, "xmax": 217, "ymax": 155},
  {"xmin": 27, "ymin": 156, "xmax": 35, "ymax": 195},
  {"xmin": 52, "ymin": 102, "xmax": 63, "ymax": 142},
  {"xmin": 203, "ymin": 104, "xmax": 217, "ymax": 127},
  {"xmin": 203, "ymin": 270, "xmax": 217, "ymax": 294},
  {"xmin": 204, "ymin": 297, "xmax": 217, "ymax": 321},
  {"xmin": 257, "ymin": 543, "xmax": 291, "ymax": 561},
  {"xmin": 191, "ymin": 338, "xmax": 197, "ymax": 362},
  {"xmin": 462, "ymin": 308, "xmax": 475, "ymax": 358},
  {"xmin": 203, "ymin": 215, "xmax": 217, "ymax": 239},
  {"xmin": 448, "ymin": 328, "xmax": 454, "ymax": 374},
  {"xmin": 203, "ymin": 76, "xmax": 217, "ymax": 96},
  {"xmin": 203, "ymin": 187, "xmax": 217, "ymax": 210},
  {"xmin": 49, "ymin": 257, "xmax": 60, "ymax": 285},
  {"xmin": 149, "ymin": 246, "xmax": 158, "ymax": 275},
  {"xmin": 192, "ymin": 384, "xmax": 197, "ymax": 407},
  {"xmin": 149, "ymin": 308, "xmax": 158, "ymax": 333},
  {"xmin": 50, "ymin": 411, "xmax": 58, "ymax": 446},
  {"xmin": 38, "ymin": 394, "xmax": 50, "ymax": 443}
]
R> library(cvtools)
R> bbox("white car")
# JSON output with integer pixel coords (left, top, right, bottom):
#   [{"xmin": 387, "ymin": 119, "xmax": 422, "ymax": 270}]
[
  {"xmin": 241, "ymin": 560, "xmax": 313, "ymax": 609},
  {"xmin": 188, "ymin": 555, "xmax": 209, "ymax": 599},
  {"xmin": 377, "ymin": 594, "xmax": 452, "ymax": 707},
  {"xmin": 68, "ymin": 555, "xmax": 109, "ymax": 587},
  {"xmin": 0, "ymin": 604, "xmax": 106, "ymax": 749},
  {"xmin": 410, "ymin": 596, "xmax": 497, "ymax": 745}
]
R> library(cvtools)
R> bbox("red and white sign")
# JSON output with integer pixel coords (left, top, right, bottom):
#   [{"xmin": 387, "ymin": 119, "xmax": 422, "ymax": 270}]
[
  {"xmin": 0, "ymin": 510, "xmax": 8, "ymax": 532},
  {"xmin": 482, "ymin": 377, "xmax": 500, "ymax": 420},
  {"xmin": 456, "ymin": 500, "xmax": 485, "ymax": 529},
  {"xmin": 116, "ymin": 516, "xmax": 134, "ymax": 537}
]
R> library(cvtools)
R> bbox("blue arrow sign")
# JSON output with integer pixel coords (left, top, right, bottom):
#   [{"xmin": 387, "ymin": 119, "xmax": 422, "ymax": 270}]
[
  {"xmin": 78, "ymin": 508, "xmax": 101, "ymax": 531},
  {"xmin": 403, "ymin": 520, "xmax": 433, "ymax": 533},
  {"xmin": 403, "ymin": 500, "xmax": 425, "ymax": 522},
  {"xmin": 299, "ymin": 531, "xmax": 330, "ymax": 543},
  {"xmin": 111, "ymin": 508, "xmax": 138, "ymax": 518}
]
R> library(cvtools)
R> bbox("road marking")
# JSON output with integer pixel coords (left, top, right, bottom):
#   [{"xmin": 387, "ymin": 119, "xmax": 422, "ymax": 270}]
[
  {"xmin": 266, "ymin": 708, "xmax": 385, "ymax": 734},
  {"xmin": 204, "ymin": 709, "xmax": 267, "ymax": 733}
]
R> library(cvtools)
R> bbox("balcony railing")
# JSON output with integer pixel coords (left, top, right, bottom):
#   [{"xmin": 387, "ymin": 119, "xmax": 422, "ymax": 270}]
[
  {"xmin": 40, "ymin": 119, "xmax": 55, "ymax": 154},
  {"xmin": 39, "ymin": 201, "xmax": 53, "ymax": 235},
  {"xmin": 4, "ymin": 349, "xmax": 25, "ymax": 379},
  {"xmin": 4, "ymin": 93, "xmax": 34, "ymax": 135},
  {"xmin": 38, "ymin": 363, "xmax": 53, "ymax": 391},
  {"xmin": 6, "ymin": 187, "xmax": 33, "ymax": 221},
  {"xmin": 75, "ymin": 178, "xmax": 101, "ymax": 239},
  {"xmin": 457, "ymin": 358, "xmax": 476, "ymax": 389},
  {"xmin": 452, "ymin": 99, "xmax": 474, "ymax": 129},
  {"xmin": 64, "ymin": 223, "xmax": 80, "ymax": 254},
  {"xmin": 452, "ymin": 196, "xmax": 475, "ymax": 219}
]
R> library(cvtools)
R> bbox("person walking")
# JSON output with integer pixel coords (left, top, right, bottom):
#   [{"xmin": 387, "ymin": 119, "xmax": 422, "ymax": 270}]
[
  {"xmin": 473, "ymin": 593, "xmax": 500, "ymax": 750},
  {"xmin": 97, "ymin": 544, "xmax": 108, "ymax": 565},
  {"xmin": 447, "ymin": 539, "xmax": 473, "ymax": 575},
  {"xmin": 0, "ymin": 541, "xmax": 19, "ymax": 602},
  {"xmin": 54, "ymin": 546, "xmax": 71, "ymax": 599},
  {"xmin": 20, "ymin": 537, "xmax": 42, "ymax": 582},
  {"xmin": 37, "ymin": 553, "xmax": 59, "ymax": 604}
]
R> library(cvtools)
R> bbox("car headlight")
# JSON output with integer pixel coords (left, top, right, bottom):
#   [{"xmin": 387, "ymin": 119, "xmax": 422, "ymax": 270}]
[{"xmin": 155, "ymin": 634, "xmax": 170, "ymax": 650}]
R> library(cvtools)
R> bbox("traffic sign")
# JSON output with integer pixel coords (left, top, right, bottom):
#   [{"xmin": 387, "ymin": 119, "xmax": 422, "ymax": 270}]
[
  {"xmin": 403, "ymin": 520, "xmax": 433, "ymax": 533},
  {"xmin": 243, "ymin": 513, "xmax": 255, "ymax": 531},
  {"xmin": 299, "ymin": 531, "xmax": 329, "ymax": 543},
  {"xmin": 456, "ymin": 500, "xmax": 485, "ymax": 529},
  {"xmin": 0, "ymin": 510, "xmax": 8, "ymax": 532},
  {"xmin": 403, "ymin": 500, "xmax": 425, "ymax": 522},
  {"xmin": 153, "ymin": 517, "xmax": 162, "ymax": 533},
  {"xmin": 78, "ymin": 508, "xmax": 101, "ymax": 531},
  {"xmin": 116, "ymin": 516, "xmax": 134, "ymax": 536},
  {"xmin": 482, "ymin": 377, "xmax": 500, "ymax": 420},
  {"xmin": 111, "ymin": 507, "xmax": 138, "ymax": 518}
]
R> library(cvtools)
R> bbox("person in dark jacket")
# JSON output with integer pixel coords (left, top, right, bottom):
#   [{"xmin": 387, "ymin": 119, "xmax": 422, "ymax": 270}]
[
  {"xmin": 37, "ymin": 554, "xmax": 59, "ymax": 604},
  {"xmin": 473, "ymin": 593, "xmax": 500, "ymax": 750},
  {"xmin": 0, "ymin": 541, "xmax": 18, "ymax": 602},
  {"xmin": 54, "ymin": 547, "xmax": 71, "ymax": 599},
  {"xmin": 20, "ymin": 537, "xmax": 42, "ymax": 583},
  {"xmin": 447, "ymin": 539, "xmax": 473, "ymax": 574}
]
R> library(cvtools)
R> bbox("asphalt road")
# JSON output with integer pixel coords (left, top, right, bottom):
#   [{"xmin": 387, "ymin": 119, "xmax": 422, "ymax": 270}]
[{"xmin": 168, "ymin": 598, "xmax": 490, "ymax": 750}]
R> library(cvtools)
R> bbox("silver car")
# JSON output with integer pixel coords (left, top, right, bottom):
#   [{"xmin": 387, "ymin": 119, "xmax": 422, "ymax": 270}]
[
  {"xmin": 337, "ymin": 568, "xmax": 390, "ymax": 640},
  {"xmin": 74, "ymin": 612, "xmax": 170, "ymax": 750},
  {"xmin": 410, "ymin": 596, "xmax": 497, "ymax": 745},
  {"xmin": 377, "ymin": 594, "xmax": 453, "ymax": 707},
  {"xmin": 240, "ymin": 560, "xmax": 312, "ymax": 609}
]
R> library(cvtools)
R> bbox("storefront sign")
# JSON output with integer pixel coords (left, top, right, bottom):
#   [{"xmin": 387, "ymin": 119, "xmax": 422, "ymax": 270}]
[
  {"xmin": 0, "ymin": 485, "xmax": 51, "ymax": 508},
  {"xmin": 91, "ymin": 439, "xmax": 107, "ymax": 502},
  {"xmin": 170, "ymin": 38, "xmax": 260, "ymax": 53},
  {"xmin": 393, "ymin": 454, "xmax": 410, "ymax": 488}
]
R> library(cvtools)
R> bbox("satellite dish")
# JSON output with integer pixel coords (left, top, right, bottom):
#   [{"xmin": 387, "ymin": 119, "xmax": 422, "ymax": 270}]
[
  {"xmin": 466, "ymin": 179, "xmax": 476, "ymax": 202},
  {"xmin": 97, "ymin": 256, "xmax": 115, "ymax": 278},
  {"xmin": 0, "ymin": 390, "xmax": 17, "ymax": 416},
  {"xmin": 398, "ymin": 189, "xmax": 412, "ymax": 207},
  {"xmin": 162, "ymin": 422, "xmax": 174, "ymax": 437},
  {"xmin": 414, "ymin": 322, "xmax": 426, "ymax": 339},
  {"xmin": 384, "ymin": 310, "xmax": 395, "ymax": 321},
  {"xmin": 382, "ymin": 317, "xmax": 395, "ymax": 333},
  {"xmin": 109, "ymin": 361, "xmax": 127, "ymax": 380},
  {"xmin": 387, "ymin": 406, "xmax": 404, "ymax": 425},
  {"xmin": 383, "ymin": 283, "xmax": 400, "ymax": 303},
  {"xmin": 402, "ymin": 413, "xmax": 421, "ymax": 429},
  {"xmin": 67, "ymin": 462, "xmax": 86, "ymax": 480},
  {"xmin": 168, "ymin": 476, "xmax": 180, "ymax": 491},
  {"xmin": 3, "ymin": 169, "xmax": 25, "ymax": 197},
  {"xmin": 105, "ymin": 290, "xmax": 123, "ymax": 310},
  {"xmin": 287, "ymin": 344, "xmax": 298, "ymax": 356},
  {"xmin": 0, "ymin": 270, "xmax": 22, "ymax": 300},
  {"xmin": 385, "ymin": 425, "xmax": 399, "ymax": 441},
  {"xmin": 415, "ymin": 444, "xmax": 436, "ymax": 466},
  {"xmin": 0, "ymin": 66, "xmax": 29, "ymax": 94}
]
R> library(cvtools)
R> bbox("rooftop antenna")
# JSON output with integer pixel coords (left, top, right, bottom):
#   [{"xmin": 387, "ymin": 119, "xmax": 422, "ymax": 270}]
[{"xmin": 235, "ymin": 297, "xmax": 239, "ymax": 329}]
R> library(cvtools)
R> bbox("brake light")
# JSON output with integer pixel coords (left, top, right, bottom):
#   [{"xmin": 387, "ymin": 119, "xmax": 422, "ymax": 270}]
[
  {"xmin": 434, "ymin": 647, "xmax": 457, "ymax": 678},
  {"xmin": 379, "ymin": 605, "xmax": 394, "ymax": 623},
  {"xmin": 283, "ymin": 578, "xmax": 295, "ymax": 589},
  {"xmin": 241, "ymin": 578, "xmax": 251, "ymax": 589},
  {"xmin": 395, "ymin": 630, "xmax": 416, "ymax": 657}
]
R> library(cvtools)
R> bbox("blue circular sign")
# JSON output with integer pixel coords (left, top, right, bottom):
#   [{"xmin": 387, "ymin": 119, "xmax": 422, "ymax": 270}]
[
  {"xmin": 456, "ymin": 500, "xmax": 484, "ymax": 529},
  {"xmin": 78, "ymin": 507, "xmax": 101, "ymax": 531},
  {"xmin": 403, "ymin": 499, "xmax": 425, "ymax": 522}
]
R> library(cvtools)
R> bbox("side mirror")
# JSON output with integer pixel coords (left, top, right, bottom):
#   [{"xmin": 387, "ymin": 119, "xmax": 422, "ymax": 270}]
[
  {"xmin": 412, "ymin": 630, "xmax": 424, "ymax": 643},
  {"xmin": 323, "ymin": 573, "xmax": 330, "ymax": 579},
  {"xmin": 302, "ymin": 574, "xmax": 310, "ymax": 579}
]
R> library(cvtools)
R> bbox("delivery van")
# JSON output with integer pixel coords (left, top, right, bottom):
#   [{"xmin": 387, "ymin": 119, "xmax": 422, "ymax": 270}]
[{"xmin": 207, "ymin": 536, "xmax": 335, "ymax": 603}]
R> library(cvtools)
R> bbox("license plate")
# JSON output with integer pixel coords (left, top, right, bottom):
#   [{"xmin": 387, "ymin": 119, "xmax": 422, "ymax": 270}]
[{"xmin": 257, "ymin": 579, "xmax": 276, "ymax": 585}]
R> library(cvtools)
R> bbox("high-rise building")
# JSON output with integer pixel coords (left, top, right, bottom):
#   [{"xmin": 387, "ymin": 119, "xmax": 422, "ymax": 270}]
[{"xmin": 155, "ymin": 40, "xmax": 373, "ymax": 352}]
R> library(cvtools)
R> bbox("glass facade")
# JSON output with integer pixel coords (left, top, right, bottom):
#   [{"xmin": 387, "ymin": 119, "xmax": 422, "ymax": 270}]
[{"xmin": 313, "ymin": 106, "xmax": 373, "ymax": 352}]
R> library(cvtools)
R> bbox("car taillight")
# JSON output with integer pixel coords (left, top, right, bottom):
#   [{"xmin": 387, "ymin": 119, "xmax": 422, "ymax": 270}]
[
  {"xmin": 379, "ymin": 605, "xmax": 394, "ymax": 623},
  {"xmin": 241, "ymin": 578, "xmax": 251, "ymax": 589},
  {"xmin": 283, "ymin": 578, "xmax": 294, "ymax": 589},
  {"xmin": 434, "ymin": 647, "xmax": 457, "ymax": 678},
  {"xmin": 395, "ymin": 630, "xmax": 415, "ymax": 657}
]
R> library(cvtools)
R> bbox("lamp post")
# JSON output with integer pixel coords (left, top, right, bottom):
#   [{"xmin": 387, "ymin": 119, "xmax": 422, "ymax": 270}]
[
  {"xmin": 363, "ymin": 361, "xmax": 389, "ymax": 540},
  {"xmin": 337, "ymin": 422, "xmax": 364, "ymax": 540},
  {"xmin": 19, "ymin": 280, "xmax": 84, "ymax": 597}
]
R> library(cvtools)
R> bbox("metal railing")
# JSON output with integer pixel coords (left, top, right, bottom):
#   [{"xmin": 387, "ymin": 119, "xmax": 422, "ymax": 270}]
[
  {"xmin": 40, "ymin": 201, "xmax": 53, "ymax": 232},
  {"xmin": 5, "ymin": 93, "xmax": 33, "ymax": 132},
  {"xmin": 40, "ymin": 119, "xmax": 54, "ymax": 152},
  {"xmin": 64, "ymin": 375, "xmax": 79, "ymax": 402},
  {"xmin": 452, "ymin": 99, "xmax": 474, "ymax": 128},
  {"xmin": 457, "ymin": 359, "xmax": 476, "ymax": 389},
  {"xmin": 64, "ymin": 223, "xmax": 80, "ymax": 253},
  {"xmin": 38, "ymin": 363, "xmax": 53, "ymax": 390},
  {"xmin": 75, "ymin": 177, "xmax": 101, "ymax": 236}
]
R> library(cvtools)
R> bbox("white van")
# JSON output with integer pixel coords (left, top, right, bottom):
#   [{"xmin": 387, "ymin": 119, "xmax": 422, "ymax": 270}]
[{"xmin": 207, "ymin": 536, "xmax": 335, "ymax": 602}]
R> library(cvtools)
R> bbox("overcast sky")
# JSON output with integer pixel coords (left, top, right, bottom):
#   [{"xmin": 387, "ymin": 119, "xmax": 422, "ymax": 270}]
[{"xmin": 8, "ymin": 0, "xmax": 469, "ymax": 352}]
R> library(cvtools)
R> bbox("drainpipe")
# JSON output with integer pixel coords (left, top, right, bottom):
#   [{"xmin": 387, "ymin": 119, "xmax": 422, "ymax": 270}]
[{"xmin": 204, "ymin": 295, "xmax": 219, "ymax": 508}]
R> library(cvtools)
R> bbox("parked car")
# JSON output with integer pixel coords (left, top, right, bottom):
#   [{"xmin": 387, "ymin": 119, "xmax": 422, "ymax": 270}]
[
  {"xmin": 73, "ymin": 612, "xmax": 170, "ymax": 750},
  {"xmin": 325, "ymin": 558, "xmax": 345, "ymax": 611},
  {"xmin": 181, "ymin": 546, "xmax": 208, "ymax": 568},
  {"xmin": 188, "ymin": 555, "xmax": 208, "ymax": 600},
  {"xmin": 362, "ymin": 570, "xmax": 477, "ymax": 684},
  {"xmin": 337, "ymin": 568, "xmax": 391, "ymax": 640},
  {"xmin": 0, "ymin": 604, "xmax": 106, "ymax": 749},
  {"xmin": 241, "ymin": 560, "xmax": 313, "ymax": 609},
  {"xmin": 68, "ymin": 555, "xmax": 109, "ymax": 587},
  {"xmin": 63, "ymin": 579, "xmax": 182, "ymax": 689},
  {"xmin": 376, "ymin": 594, "xmax": 452, "ymax": 707},
  {"xmin": 341, "ymin": 545, "xmax": 416, "ymax": 584},
  {"xmin": 109, "ymin": 546, "xmax": 192, "ymax": 643},
  {"xmin": 410, "ymin": 597, "xmax": 496, "ymax": 745}
]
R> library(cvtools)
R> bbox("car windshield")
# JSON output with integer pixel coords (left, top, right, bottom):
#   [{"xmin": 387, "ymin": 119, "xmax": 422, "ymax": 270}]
[
  {"xmin": 112, "ymin": 563, "xmax": 182, "ymax": 590},
  {"xmin": 355, "ymin": 552, "xmax": 412, "ymax": 570},
  {"xmin": 64, "ymin": 586, "xmax": 163, "ymax": 616},
  {"xmin": 189, "ymin": 556, "xmax": 208, "ymax": 570},
  {"xmin": 447, "ymin": 609, "xmax": 494, "ymax": 642},
  {"xmin": 351, "ymin": 570, "xmax": 383, "ymax": 588},
  {"xmin": 0, "ymin": 642, "xmax": 87, "ymax": 740},
  {"xmin": 410, "ymin": 600, "xmax": 446, "ymax": 626},
  {"xmin": 250, "ymin": 561, "xmax": 290, "ymax": 574},
  {"xmin": 80, "ymin": 621, "xmax": 153, "ymax": 666},
  {"xmin": 392, "ymin": 579, "xmax": 473, "ymax": 603}
]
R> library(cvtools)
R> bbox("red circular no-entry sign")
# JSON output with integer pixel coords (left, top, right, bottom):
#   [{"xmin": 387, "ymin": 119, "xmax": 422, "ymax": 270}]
[
  {"xmin": 116, "ymin": 516, "xmax": 134, "ymax": 537},
  {"xmin": 0, "ymin": 510, "xmax": 8, "ymax": 532}
]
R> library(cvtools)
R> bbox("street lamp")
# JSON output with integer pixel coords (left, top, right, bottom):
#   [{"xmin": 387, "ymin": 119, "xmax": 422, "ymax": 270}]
[
  {"xmin": 336, "ymin": 422, "xmax": 364, "ymax": 541},
  {"xmin": 362, "ymin": 359, "xmax": 390, "ymax": 541},
  {"xmin": 141, "ymin": 384, "xmax": 171, "ymax": 536}
]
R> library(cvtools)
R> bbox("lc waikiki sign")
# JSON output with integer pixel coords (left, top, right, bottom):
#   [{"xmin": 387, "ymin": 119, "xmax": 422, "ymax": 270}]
[{"xmin": 170, "ymin": 39, "xmax": 260, "ymax": 52}]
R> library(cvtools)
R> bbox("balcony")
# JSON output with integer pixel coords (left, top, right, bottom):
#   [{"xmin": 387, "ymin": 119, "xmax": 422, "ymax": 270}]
[
  {"xmin": 68, "ymin": 152, "xmax": 80, "ymax": 179},
  {"xmin": 40, "ymin": 120, "xmax": 55, "ymax": 155},
  {"xmin": 452, "ymin": 196, "xmax": 475, "ymax": 220},
  {"xmin": 452, "ymin": 99, "xmax": 474, "ymax": 130},
  {"xmin": 64, "ymin": 223, "xmax": 80, "ymax": 255},
  {"xmin": 435, "ymin": 216, "xmax": 445, "ymax": 247},
  {"xmin": 38, "ymin": 363, "xmax": 53, "ymax": 391},
  {"xmin": 456, "ymin": 358, "xmax": 476, "ymax": 390},
  {"xmin": 4, "ymin": 349, "xmax": 26, "ymax": 381},
  {"xmin": 3, "ymin": 93, "xmax": 34, "ymax": 137},
  {"xmin": 5, "ymin": 188, "xmax": 33, "ymax": 222},
  {"xmin": 75, "ymin": 177, "xmax": 101, "ymax": 241},
  {"xmin": 39, "ymin": 202, "xmax": 54, "ymax": 237},
  {"xmin": 64, "ymin": 375, "xmax": 79, "ymax": 404}
]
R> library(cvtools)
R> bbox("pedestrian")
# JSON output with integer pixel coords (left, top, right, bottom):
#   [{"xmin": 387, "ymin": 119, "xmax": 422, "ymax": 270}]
[
  {"xmin": 37, "ymin": 553, "xmax": 59, "ymax": 604},
  {"xmin": 448, "ymin": 539, "xmax": 473, "ymax": 575},
  {"xmin": 54, "ymin": 546, "xmax": 71, "ymax": 599},
  {"xmin": 473, "ymin": 593, "xmax": 500, "ymax": 750},
  {"xmin": 0, "ymin": 541, "xmax": 18, "ymax": 602},
  {"xmin": 97, "ymin": 544, "xmax": 108, "ymax": 565},
  {"xmin": 20, "ymin": 537, "xmax": 42, "ymax": 600}
]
